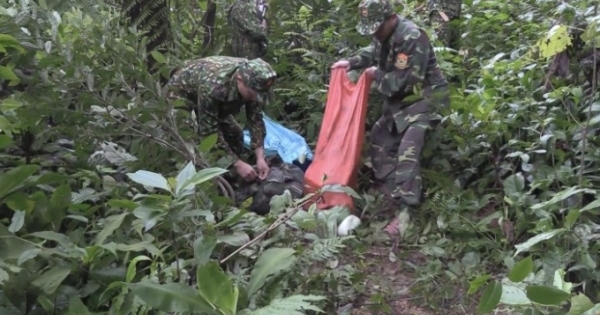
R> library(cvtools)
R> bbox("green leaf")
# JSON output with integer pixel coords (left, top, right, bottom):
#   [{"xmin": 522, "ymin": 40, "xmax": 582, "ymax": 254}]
[
  {"xmin": 0, "ymin": 164, "xmax": 40, "ymax": 201},
  {"xmin": 49, "ymin": 184, "xmax": 71, "ymax": 225},
  {"xmin": 0, "ymin": 98, "xmax": 23, "ymax": 112},
  {"xmin": 66, "ymin": 296, "xmax": 93, "ymax": 315},
  {"xmin": 249, "ymin": 294, "xmax": 326, "ymax": 315},
  {"xmin": 507, "ymin": 256, "xmax": 533, "ymax": 283},
  {"xmin": 499, "ymin": 278, "xmax": 530, "ymax": 306},
  {"xmin": 477, "ymin": 280, "xmax": 502, "ymax": 314},
  {"xmin": 553, "ymin": 269, "xmax": 573, "ymax": 293},
  {"xmin": 581, "ymin": 304, "xmax": 600, "ymax": 315},
  {"xmin": 0, "ymin": 268, "xmax": 9, "ymax": 285},
  {"xmin": 525, "ymin": 284, "xmax": 571, "ymax": 306},
  {"xmin": 8, "ymin": 210, "xmax": 25, "ymax": 233},
  {"xmin": 126, "ymin": 170, "xmax": 172, "ymax": 193},
  {"xmin": 132, "ymin": 205, "xmax": 166, "ymax": 232},
  {"xmin": 0, "ymin": 134, "xmax": 13, "ymax": 149},
  {"xmin": 179, "ymin": 167, "xmax": 229, "ymax": 193},
  {"xmin": 246, "ymin": 247, "xmax": 297, "ymax": 298},
  {"xmin": 198, "ymin": 133, "xmax": 218, "ymax": 153},
  {"xmin": 0, "ymin": 66, "xmax": 20, "ymax": 86},
  {"xmin": 107, "ymin": 198, "xmax": 138, "ymax": 210},
  {"xmin": 126, "ymin": 255, "xmax": 152, "ymax": 282},
  {"xmin": 564, "ymin": 208, "xmax": 580, "ymax": 229},
  {"xmin": 0, "ymin": 34, "xmax": 25, "ymax": 53},
  {"xmin": 522, "ymin": 308, "xmax": 543, "ymax": 315},
  {"xmin": 321, "ymin": 184, "xmax": 361, "ymax": 199},
  {"xmin": 150, "ymin": 50, "xmax": 166, "ymax": 63},
  {"xmin": 503, "ymin": 173, "xmax": 524, "ymax": 197},
  {"xmin": 513, "ymin": 229, "xmax": 565, "ymax": 257},
  {"xmin": 193, "ymin": 234, "xmax": 217, "ymax": 266},
  {"xmin": 31, "ymin": 265, "xmax": 72, "ymax": 295},
  {"xmin": 217, "ymin": 232, "xmax": 251, "ymax": 246},
  {"xmin": 175, "ymin": 161, "xmax": 196, "ymax": 195},
  {"xmin": 197, "ymin": 261, "xmax": 239, "ymax": 315},
  {"xmin": 95, "ymin": 212, "xmax": 128, "ymax": 245},
  {"xmin": 5, "ymin": 192, "xmax": 35, "ymax": 213},
  {"xmin": 128, "ymin": 281, "xmax": 214, "ymax": 313},
  {"xmin": 531, "ymin": 187, "xmax": 591, "ymax": 211},
  {"xmin": 17, "ymin": 248, "xmax": 41, "ymax": 266},
  {"xmin": 567, "ymin": 293, "xmax": 594, "ymax": 315},
  {"xmin": 29, "ymin": 231, "xmax": 84, "ymax": 257},
  {"xmin": 531, "ymin": 24, "xmax": 572, "ymax": 59},
  {"xmin": 468, "ymin": 274, "xmax": 491, "ymax": 295}
]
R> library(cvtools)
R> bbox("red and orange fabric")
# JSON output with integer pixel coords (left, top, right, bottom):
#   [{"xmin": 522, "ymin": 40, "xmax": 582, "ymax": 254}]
[{"xmin": 303, "ymin": 69, "xmax": 373, "ymax": 212}]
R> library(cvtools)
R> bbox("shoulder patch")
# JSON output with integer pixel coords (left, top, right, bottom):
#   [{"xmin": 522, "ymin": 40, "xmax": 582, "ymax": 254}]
[{"xmin": 395, "ymin": 53, "xmax": 408, "ymax": 69}]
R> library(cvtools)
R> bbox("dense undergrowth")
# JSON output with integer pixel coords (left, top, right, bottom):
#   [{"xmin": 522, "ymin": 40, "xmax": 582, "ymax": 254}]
[{"xmin": 1, "ymin": 0, "xmax": 600, "ymax": 314}]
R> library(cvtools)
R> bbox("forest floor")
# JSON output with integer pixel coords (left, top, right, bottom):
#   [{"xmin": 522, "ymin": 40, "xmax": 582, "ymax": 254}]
[{"xmin": 338, "ymin": 219, "xmax": 518, "ymax": 315}]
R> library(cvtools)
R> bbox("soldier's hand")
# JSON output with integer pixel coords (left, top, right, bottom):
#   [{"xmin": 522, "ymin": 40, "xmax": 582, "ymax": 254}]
[
  {"xmin": 364, "ymin": 66, "xmax": 377, "ymax": 78},
  {"xmin": 331, "ymin": 59, "xmax": 350, "ymax": 70},
  {"xmin": 235, "ymin": 161, "xmax": 258, "ymax": 181},
  {"xmin": 256, "ymin": 157, "xmax": 270, "ymax": 180}
]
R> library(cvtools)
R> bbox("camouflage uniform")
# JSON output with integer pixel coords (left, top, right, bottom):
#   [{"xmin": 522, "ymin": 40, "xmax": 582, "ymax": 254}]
[
  {"xmin": 166, "ymin": 56, "xmax": 277, "ymax": 163},
  {"xmin": 235, "ymin": 163, "xmax": 305, "ymax": 215},
  {"xmin": 227, "ymin": 0, "xmax": 268, "ymax": 59},
  {"xmin": 349, "ymin": 0, "xmax": 449, "ymax": 207},
  {"xmin": 427, "ymin": 0, "xmax": 462, "ymax": 49}
]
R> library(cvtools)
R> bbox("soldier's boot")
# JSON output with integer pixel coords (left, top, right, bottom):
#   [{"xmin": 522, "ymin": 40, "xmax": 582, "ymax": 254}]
[
  {"xmin": 371, "ymin": 177, "xmax": 409, "ymax": 236},
  {"xmin": 379, "ymin": 176, "xmax": 414, "ymax": 237}
]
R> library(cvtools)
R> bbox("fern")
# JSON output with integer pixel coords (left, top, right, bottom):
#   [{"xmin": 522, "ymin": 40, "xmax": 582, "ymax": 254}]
[
  {"xmin": 299, "ymin": 236, "xmax": 351, "ymax": 263},
  {"xmin": 121, "ymin": 0, "xmax": 171, "ymax": 69},
  {"xmin": 427, "ymin": 190, "xmax": 458, "ymax": 214},
  {"xmin": 249, "ymin": 294, "xmax": 326, "ymax": 315}
]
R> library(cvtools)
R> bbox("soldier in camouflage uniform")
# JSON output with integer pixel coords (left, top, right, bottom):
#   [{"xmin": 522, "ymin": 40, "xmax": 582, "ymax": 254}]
[
  {"xmin": 235, "ymin": 161, "xmax": 305, "ymax": 215},
  {"xmin": 427, "ymin": 0, "xmax": 462, "ymax": 50},
  {"xmin": 227, "ymin": 0, "xmax": 269, "ymax": 59},
  {"xmin": 331, "ymin": 0, "xmax": 449, "ymax": 234},
  {"xmin": 166, "ymin": 56, "xmax": 277, "ymax": 181}
]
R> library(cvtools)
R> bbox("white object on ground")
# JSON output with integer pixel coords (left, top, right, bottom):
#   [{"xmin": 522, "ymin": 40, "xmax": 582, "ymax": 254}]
[{"xmin": 337, "ymin": 215, "xmax": 361, "ymax": 236}]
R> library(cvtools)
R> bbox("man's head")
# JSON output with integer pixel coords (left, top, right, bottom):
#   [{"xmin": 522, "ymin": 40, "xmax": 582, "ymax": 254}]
[
  {"xmin": 236, "ymin": 58, "xmax": 277, "ymax": 103},
  {"xmin": 356, "ymin": 0, "xmax": 394, "ymax": 36}
]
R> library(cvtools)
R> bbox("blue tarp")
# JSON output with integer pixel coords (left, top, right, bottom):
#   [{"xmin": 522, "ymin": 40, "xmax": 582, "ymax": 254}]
[{"xmin": 243, "ymin": 113, "xmax": 314, "ymax": 165}]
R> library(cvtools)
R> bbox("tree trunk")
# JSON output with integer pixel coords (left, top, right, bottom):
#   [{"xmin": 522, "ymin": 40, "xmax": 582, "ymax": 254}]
[{"xmin": 201, "ymin": 0, "xmax": 217, "ymax": 48}]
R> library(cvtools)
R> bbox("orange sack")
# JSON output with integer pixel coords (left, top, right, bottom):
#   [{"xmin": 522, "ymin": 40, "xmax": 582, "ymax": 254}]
[{"xmin": 303, "ymin": 69, "xmax": 373, "ymax": 212}]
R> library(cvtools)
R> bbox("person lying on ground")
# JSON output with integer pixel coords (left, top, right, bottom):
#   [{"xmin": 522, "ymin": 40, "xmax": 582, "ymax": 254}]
[
  {"xmin": 166, "ymin": 56, "xmax": 277, "ymax": 182},
  {"xmin": 330, "ymin": 0, "xmax": 450, "ymax": 236},
  {"xmin": 235, "ymin": 158, "xmax": 305, "ymax": 215}
]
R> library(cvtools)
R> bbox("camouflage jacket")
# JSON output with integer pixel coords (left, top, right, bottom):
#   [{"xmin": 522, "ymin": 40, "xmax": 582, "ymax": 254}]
[
  {"xmin": 166, "ymin": 56, "xmax": 266, "ymax": 161},
  {"xmin": 348, "ymin": 15, "xmax": 448, "ymax": 100},
  {"xmin": 235, "ymin": 163, "xmax": 304, "ymax": 215},
  {"xmin": 228, "ymin": 0, "xmax": 267, "ymax": 59}
]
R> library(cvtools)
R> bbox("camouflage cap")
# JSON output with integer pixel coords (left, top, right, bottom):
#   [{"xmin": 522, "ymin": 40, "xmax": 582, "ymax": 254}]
[
  {"xmin": 356, "ymin": 0, "xmax": 394, "ymax": 36},
  {"xmin": 238, "ymin": 58, "xmax": 277, "ymax": 103}
]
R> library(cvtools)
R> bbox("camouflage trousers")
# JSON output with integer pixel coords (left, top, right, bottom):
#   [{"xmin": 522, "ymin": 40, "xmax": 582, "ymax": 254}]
[
  {"xmin": 369, "ymin": 90, "xmax": 449, "ymax": 207},
  {"xmin": 231, "ymin": 35, "xmax": 267, "ymax": 59}
]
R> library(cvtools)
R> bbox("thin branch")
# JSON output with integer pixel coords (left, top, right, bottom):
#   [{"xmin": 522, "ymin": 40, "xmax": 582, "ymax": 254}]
[{"xmin": 219, "ymin": 197, "xmax": 314, "ymax": 264}]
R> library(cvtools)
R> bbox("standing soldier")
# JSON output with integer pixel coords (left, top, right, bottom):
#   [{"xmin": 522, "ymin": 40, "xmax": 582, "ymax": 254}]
[
  {"xmin": 331, "ymin": 0, "xmax": 450, "ymax": 235},
  {"xmin": 166, "ymin": 56, "xmax": 277, "ymax": 182},
  {"xmin": 428, "ymin": 0, "xmax": 462, "ymax": 50},
  {"xmin": 228, "ymin": 0, "xmax": 269, "ymax": 59}
]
